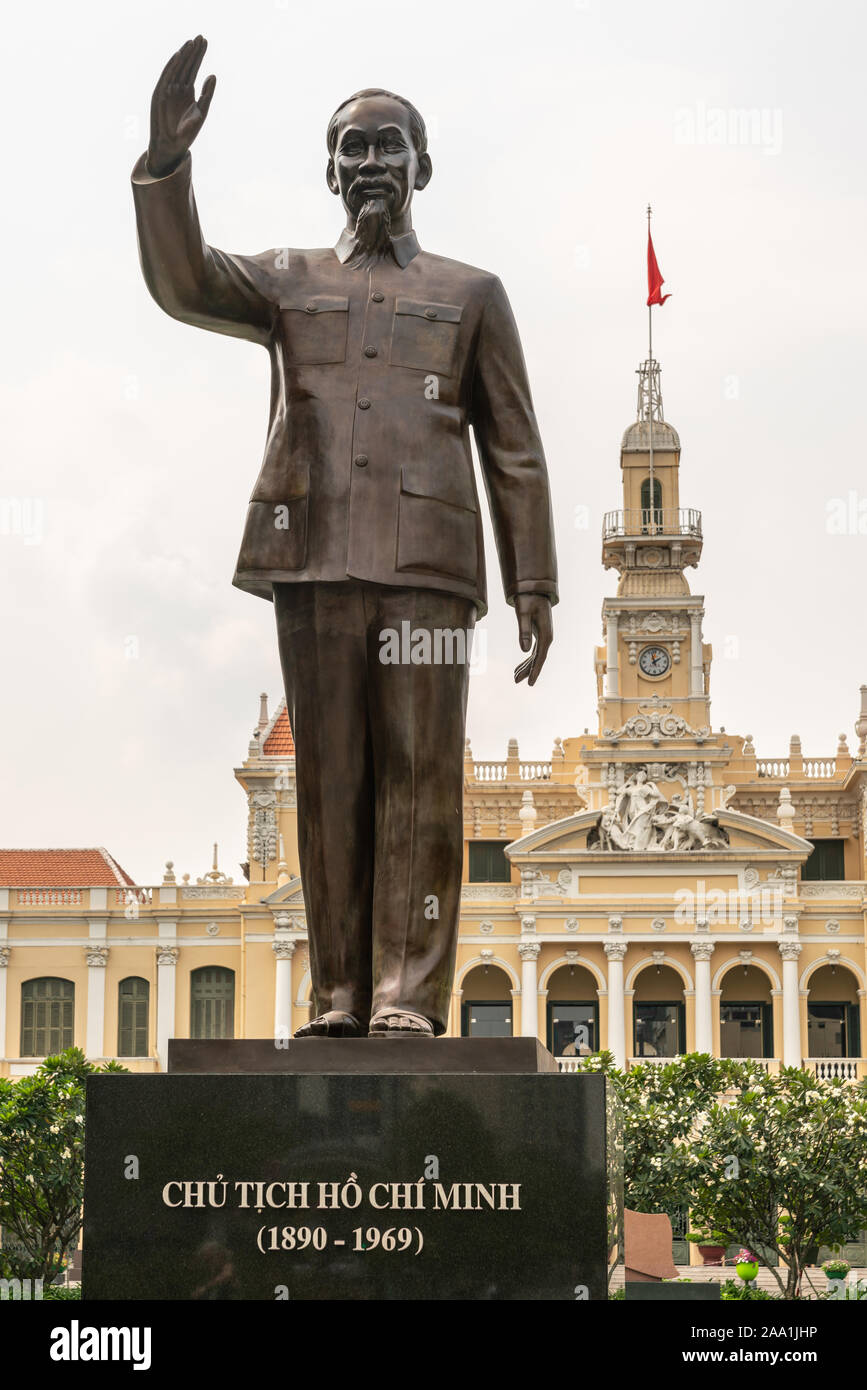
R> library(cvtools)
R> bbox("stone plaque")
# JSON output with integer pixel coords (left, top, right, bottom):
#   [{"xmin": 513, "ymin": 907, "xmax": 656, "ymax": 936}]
[{"xmin": 83, "ymin": 1070, "xmax": 617, "ymax": 1301}]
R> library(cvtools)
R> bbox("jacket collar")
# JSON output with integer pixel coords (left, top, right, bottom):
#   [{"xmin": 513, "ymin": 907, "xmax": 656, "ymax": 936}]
[{"xmin": 334, "ymin": 226, "xmax": 421, "ymax": 269}]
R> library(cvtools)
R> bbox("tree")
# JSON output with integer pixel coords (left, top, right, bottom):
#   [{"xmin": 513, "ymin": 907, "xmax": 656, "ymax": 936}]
[
  {"xmin": 576, "ymin": 1053, "xmax": 867, "ymax": 1298},
  {"xmin": 689, "ymin": 1065, "xmax": 867, "ymax": 1299},
  {"xmin": 577, "ymin": 1051, "xmax": 738, "ymax": 1215},
  {"xmin": 0, "ymin": 1048, "xmax": 126, "ymax": 1283}
]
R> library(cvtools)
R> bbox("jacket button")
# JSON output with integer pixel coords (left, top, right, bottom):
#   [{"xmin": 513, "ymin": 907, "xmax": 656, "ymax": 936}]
[
  {"xmin": 424, "ymin": 307, "xmax": 438, "ymax": 318},
  {"xmin": 305, "ymin": 303, "xmax": 318, "ymax": 313},
  {"xmin": 354, "ymin": 454, "xmax": 369, "ymax": 467},
  {"xmin": 371, "ymin": 291, "xmax": 385, "ymax": 303},
  {"xmin": 358, "ymin": 398, "xmax": 371, "ymax": 410},
  {"xmin": 364, "ymin": 346, "xmax": 378, "ymax": 357}
]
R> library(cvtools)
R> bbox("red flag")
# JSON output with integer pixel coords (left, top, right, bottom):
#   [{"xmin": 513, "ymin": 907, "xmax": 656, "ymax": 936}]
[{"xmin": 647, "ymin": 231, "xmax": 671, "ymax": 306}]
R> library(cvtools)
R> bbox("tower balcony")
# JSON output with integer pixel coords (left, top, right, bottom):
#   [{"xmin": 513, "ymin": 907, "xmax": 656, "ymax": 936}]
[{"xmin": 602, "ymin": 508, "xmax": 702, "ymax": 541}]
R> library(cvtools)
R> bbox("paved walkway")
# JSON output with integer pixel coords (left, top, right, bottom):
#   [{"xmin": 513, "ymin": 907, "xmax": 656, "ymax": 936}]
[{"xmin": 610, "ymin": 1265, "xmax": 866, "ymax": 1297}]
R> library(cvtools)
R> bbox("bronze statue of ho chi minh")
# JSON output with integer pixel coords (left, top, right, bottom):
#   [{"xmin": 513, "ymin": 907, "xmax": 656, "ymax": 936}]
[{"xmin": 132, "ymin": 35, "xmax": 559, "ymax": 1040}]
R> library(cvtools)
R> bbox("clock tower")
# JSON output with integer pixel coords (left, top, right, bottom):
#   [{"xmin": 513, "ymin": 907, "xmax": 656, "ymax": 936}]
[{"xmin": 597, "ymin": 354, "xmax": 709, "ymax": 737}]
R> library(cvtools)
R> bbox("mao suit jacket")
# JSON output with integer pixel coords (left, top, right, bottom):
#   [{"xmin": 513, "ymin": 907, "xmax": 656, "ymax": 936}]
[{"xmin": 131, "ymin": 153, "xmax": 558, "ymax": 618}]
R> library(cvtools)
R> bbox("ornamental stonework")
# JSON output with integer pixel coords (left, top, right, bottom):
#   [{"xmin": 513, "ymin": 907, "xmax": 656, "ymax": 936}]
[
  {"xmin": 602, "ymin": 695, "xmax": 710, "ymax": 744},
  {"xmin": 587, "ymin": 768, "xmax": 729, "ymax": 852}
]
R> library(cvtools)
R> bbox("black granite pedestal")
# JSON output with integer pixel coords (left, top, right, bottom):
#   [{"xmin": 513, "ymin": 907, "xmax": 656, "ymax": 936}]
[
  {"xmin": 82, "ymin": 1040, "xmax": 619, "ymax": 1301},
  {"xmin": 166, "ymin": 1036, "xmax": 559, "ymax": 1074}
]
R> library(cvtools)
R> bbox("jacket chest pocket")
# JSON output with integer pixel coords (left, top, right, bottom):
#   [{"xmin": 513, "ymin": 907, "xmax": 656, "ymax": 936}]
[
  {"xmin": 390, "ymin": 298, "xmax": 462, "ymax": 376},
  {"xmin": 279, "ymin": 295, "xmax": 349, "ymax": 365}
]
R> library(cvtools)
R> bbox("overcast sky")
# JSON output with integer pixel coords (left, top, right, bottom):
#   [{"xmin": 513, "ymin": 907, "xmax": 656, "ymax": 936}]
[{"xmin": 1, "ymin": 0, "xmax": 865, "ymax": 884}]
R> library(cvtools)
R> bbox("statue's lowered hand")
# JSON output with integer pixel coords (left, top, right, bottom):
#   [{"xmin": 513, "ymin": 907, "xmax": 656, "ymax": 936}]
[
  {"xmin": 147, "ymin": 34, "xmax": 216, "ymax": 178},
  {"xmin": 513, "ymin": 595, "xmax": 553, "ymax": 686}
]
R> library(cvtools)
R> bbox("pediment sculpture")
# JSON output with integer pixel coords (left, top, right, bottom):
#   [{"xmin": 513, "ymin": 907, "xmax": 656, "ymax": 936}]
[{"xmin": 587, "ymin": 768, "xmax": 729, "ymax": 851}]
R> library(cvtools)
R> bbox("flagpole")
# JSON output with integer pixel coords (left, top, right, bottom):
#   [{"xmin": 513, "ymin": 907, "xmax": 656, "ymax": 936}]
[{"xmin": 647, "ymin": 203, "xmax": 655, "ymax": 534}]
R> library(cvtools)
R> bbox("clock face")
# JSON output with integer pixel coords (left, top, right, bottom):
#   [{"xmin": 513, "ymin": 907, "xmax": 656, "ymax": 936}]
[{"xmin": 639, "ymin": 645, "xmax": 671, "ymax": 677}]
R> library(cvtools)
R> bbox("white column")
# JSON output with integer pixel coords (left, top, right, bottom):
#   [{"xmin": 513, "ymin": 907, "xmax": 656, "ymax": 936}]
[
  {"xmin": 0, "ymin": 946, "xmax": 9, "ymax": 1057},
  {"xmin": 606, "ymin": 610, "xmax": 620, "ymax": 696},
  {"xmin": 690, "ymin": 611, "xmax": 703, "ymax": 696},
  {"xmin": 273, "ymin": 939, "xmax": 296, "ymax": 1040},
  {"xmin": 156, "ymin": 946, "xmax": 179, "ymax": 1071},
  {"xmin": 84, "ymin": 946, "xmax": 109, "ymax": 1059},
  {"xmin": 691, "ymin": 941, "xmax": 715, "ymax": 1054},
  {"xmin": 518, "ymin": 942, "xmax": 541, "ymax": 1038},
  {"xmin": 604, "ymin": 941, "xmax": 627, "ymax": 1069},
  {"xmin": 450, "ymin": 989, "xmax": 463, "ymax": 1038},
  {"xmin": 780, "ymin": 941, "xmax": 803, "ymax": 1067}
]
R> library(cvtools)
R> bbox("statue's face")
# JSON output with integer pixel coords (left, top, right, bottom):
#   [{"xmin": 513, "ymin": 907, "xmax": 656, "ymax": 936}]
[{"xmin": 327, "ymin": 95, "xmax": 431, "ymax": 221}]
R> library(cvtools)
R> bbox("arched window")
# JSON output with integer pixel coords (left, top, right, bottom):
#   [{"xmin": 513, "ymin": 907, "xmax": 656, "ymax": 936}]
[
  {"xmin": 118, "ymin": 977, "xmax": 149, "ymax": 1057},
  {"xmin": 632, "ymin": 965, "xmax": 685, "ymax": 1059},
  {"xmin": 720, "ymin": 965, "xmax": 773, "ymax": 1059},
  {"xmin": 806, "ymin": 964, "xmax": 860, "ymax": 1058},
  {"xmin": 546, "ymin": 964, "xmax": 601, "ymax": 1056},
  {"xmin": 640, "ymin": 476, "xmax": 663, "ymax": 532},
  {"xmin": 460, "ymin": 965, "xmax": 513, "ymax": 1037},
  {"xmin": 190, "ymin": 966, "xmax": 235, "ymax": 1039},
  {"xmin": 20, "ymin": 978, "xmax": 74, "ymax": 1057}
]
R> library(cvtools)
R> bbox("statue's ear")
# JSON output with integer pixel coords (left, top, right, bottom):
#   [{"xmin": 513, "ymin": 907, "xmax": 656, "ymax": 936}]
[
  {"xmin": 326, "ymin": 159, "xmax": 339, "ymax": 195},
  {"xmin": 414, "ymin": 153, "xmax": 432, "ymax": 192}
]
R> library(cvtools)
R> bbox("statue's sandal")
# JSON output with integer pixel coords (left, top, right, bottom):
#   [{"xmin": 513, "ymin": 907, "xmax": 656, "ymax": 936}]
[
  {"xmin": 294, "ymin": 1011, "xmax": 364, "ymax": 1038},
  {"xmin": 368, "ymin": 1010, "xmax": 434, "ymax": 1038}
]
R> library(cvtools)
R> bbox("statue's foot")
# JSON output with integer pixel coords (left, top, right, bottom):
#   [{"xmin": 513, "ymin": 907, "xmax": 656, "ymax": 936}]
[
  {"xmin": 368, "ymin": 1009, "xmax": 435, "ymax": 1038},
  {"xmin": 294, "ymin": 1011, "xmax": 364, "ymax": 1038}
]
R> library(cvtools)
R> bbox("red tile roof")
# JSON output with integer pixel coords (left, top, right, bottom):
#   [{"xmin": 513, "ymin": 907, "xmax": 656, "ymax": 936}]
[
  {"xmin": 0, "ymin": 848, "xmax": 136, "ymax": 887},
  {"xmin": 262, "ymin": 702, "xmax": 295, "ymax": 757}
]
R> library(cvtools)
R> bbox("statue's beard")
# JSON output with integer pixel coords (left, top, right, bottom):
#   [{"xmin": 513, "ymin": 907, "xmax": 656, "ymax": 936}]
[{"xmin": 346, "ymin": 197, "xmax": 393, "ymax": 267}]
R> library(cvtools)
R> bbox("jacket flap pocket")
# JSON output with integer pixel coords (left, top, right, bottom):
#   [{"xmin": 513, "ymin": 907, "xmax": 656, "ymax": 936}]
[
  {"xmin": 280, "ymin": 295, "xmax": 349, "ymax": 315},
  {"xmin": 395, "ymin": 298, "xmax": 462, "ymax": 324},
  {"xmin": 238, "ymin": 497, "xmax": 308, "ymax": 573},
  {"xmin": 400, "ymin": 459, "xmax": 477, "ymax": 513},
  {"xmin": 397, "ymin": 492, "xmax": 477, "ymax": 583},
  {"xmin": 278, "ymin": 295, "xmax": 350, "ymax": 364}
]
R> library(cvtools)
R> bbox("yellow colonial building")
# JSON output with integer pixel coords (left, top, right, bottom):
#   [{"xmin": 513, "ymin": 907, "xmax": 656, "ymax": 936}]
[{"xmin": 2, "ymin": 353, "xmax": 866, "ymax": 1110}]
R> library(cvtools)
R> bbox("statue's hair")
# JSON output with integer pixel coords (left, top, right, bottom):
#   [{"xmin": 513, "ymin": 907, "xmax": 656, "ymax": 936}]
[{"xmin": 326, "ymin": 89, "xmax": 428, "ymax": 158}]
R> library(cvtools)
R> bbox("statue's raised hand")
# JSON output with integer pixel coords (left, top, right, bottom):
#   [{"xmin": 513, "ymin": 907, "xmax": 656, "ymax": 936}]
[{"xmin": 147, "ymin": 35, "xmax": 216, "ymax": 178}]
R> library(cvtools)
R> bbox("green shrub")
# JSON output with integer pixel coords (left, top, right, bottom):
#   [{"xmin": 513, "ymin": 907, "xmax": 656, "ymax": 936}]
[
  {"xmin": 720, "ymin": 1279, "xmax": 776, "ymax": 1300},
  {"xmin": 0, "ymin": 1048, "xmax": 126, "ymax": 1282}
]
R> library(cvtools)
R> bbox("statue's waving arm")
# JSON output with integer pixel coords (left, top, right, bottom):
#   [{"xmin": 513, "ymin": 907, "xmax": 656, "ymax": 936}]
[{"xmin": 131, "ymin": 35, "xmax": 273, "ymax": 345}]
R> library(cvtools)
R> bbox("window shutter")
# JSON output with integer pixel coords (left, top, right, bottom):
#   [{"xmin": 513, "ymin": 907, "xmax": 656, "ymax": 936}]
[
  {"xmin": 802, "ymin": 838, "xmax": 845, "ymax": 881},
  {"xmin": 190, "ymin": 967, "xmax": 235, "ymax": 1039},
  {"xmin": 468, "ymin": 841, "xmax": 511, "ymax": 883},
  {"xmin": 118, "ymin": 978, "xmax": 149, "ymax": 1057},
  {"xmin": 20, "ymin": 978, "xmax": 74, "ymax": 1056}
]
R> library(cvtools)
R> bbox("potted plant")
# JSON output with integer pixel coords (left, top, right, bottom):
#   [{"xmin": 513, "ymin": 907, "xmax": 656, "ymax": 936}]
[
  {"xmin": 687, "ymin": 1230, "xmax": 728, "ymax": 1265},
  {"xmin": 822, "ymin": 1259, "xmax": 850, "ymax": 1283},
  {"xmin": 735, "ymin": 1248, "xmax": 759, "ymax": 1283}
]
